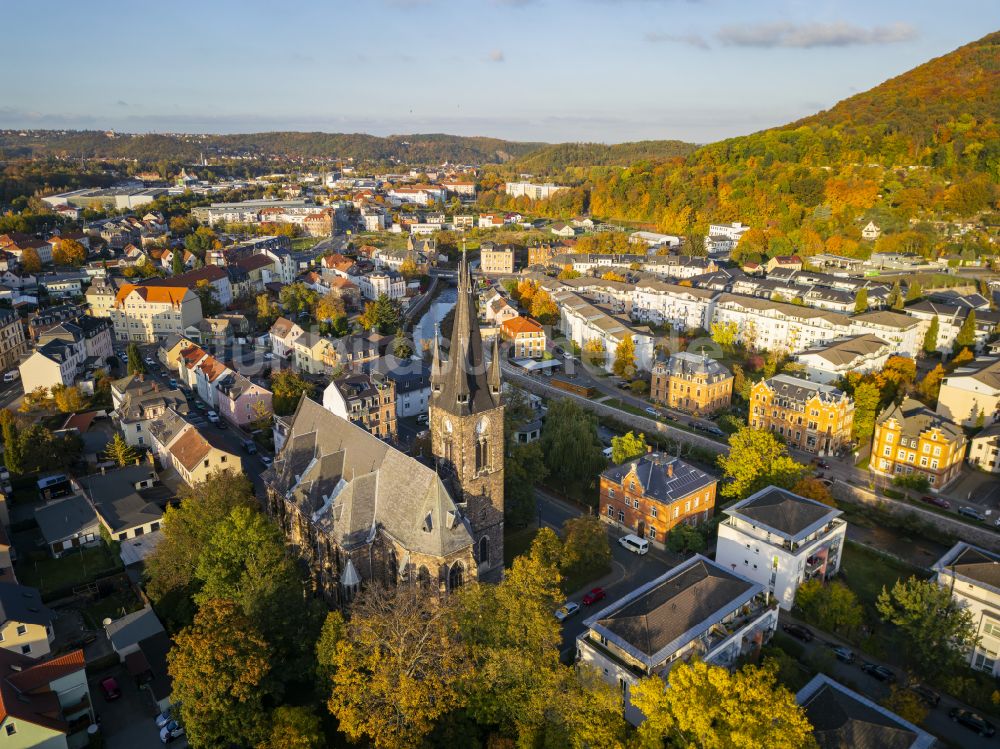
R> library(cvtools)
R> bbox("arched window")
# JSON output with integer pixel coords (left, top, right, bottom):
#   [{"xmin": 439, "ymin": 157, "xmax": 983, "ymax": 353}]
[
  {"xmin": 448, "ymin": 562, "xmax": 465, "ymax": 592},
  {"xmin": 478, "ymin": 536, "xmax": 490, "ymax": 567},
  {"xmin": 475, "ymin": 418, "xmax": 489, "ymax": 472}
]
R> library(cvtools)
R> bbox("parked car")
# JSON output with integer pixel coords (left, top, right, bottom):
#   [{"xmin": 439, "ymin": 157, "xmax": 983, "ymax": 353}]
[
  {"xmin": 781, "ymin": 624, "xmax": 813, "ymax": 643},
  {"xmin": 242, "ymin": 439, "xmax": 258, "ymax": 454},
  {"xmin": 618, "ymin": 534, "xmax": 649, "ymax": 555},
  {"xmin": 160, "ymin": 720, "xmax": 185, "ymax": 744},
  {"xmin": 907, "ymin": 683, "xmax": 940, "ymax": 707},
  {"xmin": 154, "ymin": 709, "xmax": 174, "ymax": 728},
  {"xmin": 958, "ymin": 506, "xmax": 987, "ymax": 522},
  {"xmin": 702, "ymin": 425, "xmax": 725, "ymax": 437},
  {"xmin": 144, "ymin": 357, "xmax": 155, "ymax": 365},
  {"xmin": 100, "ymin": 677, "xmax": 121, "ymax": 701},
  {"xmin": 260, "ymin": 455, "xmax": 273, "ymax": 468},
  {"xmin": 861, "ymin": 663, "xmax": 896, "ymax": 683},
  {"xmin": 582, "ymin": 587, "xmax": 606, "ymax": 605},
  {"xmin": 3, "ymin": 371, "xmax": 19, "ymax": 383},
  {"xmin": 949, "ymin": 708, "xmax": 996, "ymax": 737},
  {"xmin": 206, "ymin": 411, "xmax": 220, "ymax": 424},
  {"xmin": 555, "ymin": 602, "xmax": 581, "ymax": 622},
  {"xmin": 264, "ymin": 352, "xmax": 274, "ymax": 360},
  {"xmin": 644, "ymin": 407, "xmax": 657, "ymax": 416},
  {"xmin": 919, "ymin": 494, "xmax": 951, "ymax": 509},
  {"xmin": 827, "ymin": 645, "xmax": 855, "ymax": 664},
  {"xmin": 812, "ymin": 458, "xmax": 831, "ymax": 469}
]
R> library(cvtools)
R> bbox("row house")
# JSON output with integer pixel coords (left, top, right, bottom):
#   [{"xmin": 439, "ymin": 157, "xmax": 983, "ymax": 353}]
[
  {"xmin": 85, "ymin": 276, "xmax": 124, "ymax": 318},
  {"xmin": 871, "ymin": 398, "xmax": 966, "ymax": 490},
  {"xmin": 148, "ymin": 409, "xmax": 241, "ymax": 487},
  {"xmin": 112, "ymin": 374, "xmax": 189, "ymax": 448},
  {"xmin": 19, "ymin": 332, "xmax": 87, "ymax": 394},
  {"xmin": 215, "ymin": 372, "xmax": 272, "ymax": 428},
  {"xmin": 111, "ymin": 284, "xmax": 203, "ymax": 344},
  {"xmin": 906, "ymin": 300, "xmax": 1000, "ymax": 355},
  {"xmin": 716, "ymin": 486, "xmax": 847, "ymax": 610},
  {"xmin": 630, "ymin": 280, "xmax": 717, "ymax": 331},
  {"xmin": 561, "ymin": 277, "xmax": 632, "ymax": 313},
  {"xmin": 144, "ymin": 264, "xmax": 234, "ymax": 307},
  {"xmin": 0, "ymin": 308, "xmax": 26, "ymax": 374},
  {"xmin": 554, "ymin": 289, "xmax": 655, "ymax": 373},
  {"xmin": 233, "ymin": 254, "xmax": 278, "ymax": 296},
  {"xmin": 483, "ymin": 290, "xmax": 520, "ymax": 327},
  {"xmin": 322, "ymin": 373, "xmax": 397, "ymax": 441},
  {"xmin": 269, "ymin": 317, "xmax": 305, "ymax": 359},
  {"xmin": 750, "ymin": 374, "xmax": 854, "ymax": 456},
  {"xmin": 479, "ymin": 242, "xmax": 526, "ymax": 275},
  {"xmin": 193, "ymin": 354, "xmax": 231, "ymax": 409},
  {"xmin": 577, "ymin": 555, "xmax": 777, "ymax": 725},
  {"xmin": 650, "ymin": 352, "xmax": 733, "ymax": 416}
]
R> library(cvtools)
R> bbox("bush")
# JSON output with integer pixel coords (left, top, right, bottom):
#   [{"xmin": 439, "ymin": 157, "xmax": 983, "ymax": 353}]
[{"xmin": 716, "ymin": 414, "xmax": 744, "ymax": 434}]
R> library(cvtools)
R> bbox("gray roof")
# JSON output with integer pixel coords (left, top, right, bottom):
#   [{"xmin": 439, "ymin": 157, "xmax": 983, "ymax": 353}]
[
  {"xmin": 601, "ymin": 453, "xmax": 715, "ymax": 506},
  {"xmin": 75, "ymin": 464, "xmax": 166, "ymax": 533},
  {"xmin": 877, "ymin": 397, "xmax": 964, "ymax": 442},
  {"xmin": 761, "ymin": 374, "xmax": 848, "ymax": 405},
  {"xmin": 933, "ymin": 541, "xmax": 1000, "ymax": 593},
  {"xmin": 725, "ymin": 486, "xmax": 841, "ymax": 542},
  {"xmin": 653, "ymin": 351, "xmax": 732, "ymax": 380},
  {"xmin": 267, "ymin": 398, "xmax": 474, "ymax": 559},
  {"xmin": 0, "ymin": 584, "xmax": 54, "ymax": 628},
  {"xmin": 34, "ymin": 495, "xmax": 98, "ymax": 544},
  {"xmin": 586, "ymin": 555, "xmax": 760, "ymax": 665},
  {"xmin": 104, "ymin": 605, "xmax": 165, "ymax": 652},
  {"xmin": 798, "ymin": 334, "xmax": 890, "ymax": 367}
]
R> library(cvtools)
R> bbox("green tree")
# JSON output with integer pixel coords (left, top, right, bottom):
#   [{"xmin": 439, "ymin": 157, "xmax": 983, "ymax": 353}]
[
  {"xmin": 195, "ymin": 279, "xmax": 221, "ymax": 316},
  {"xmin": 666, "ymin": 523, "xmax": 707, "ymax": 554},
  {"xmin": 271, "ymin": 369, "xmax": 316, "ymax": 415},
  {"xmin": 923, "ymin": 315, "xmax": 939, "ymax": 354},
  {"xmin": 171, "ymin": 247, "xmax": 185, "ymax": 276},
  {"xmin": 279, "ymin": 282, "xmax": 319, "ymax": 319},
  {"xmin": 851, "ymin": 380, "xmax": 881, "ymax": 443},
  {"xmin": 1, "ymin": 411, "xmax": 22, "ymax": 475},
  {"xmin": 315, "ymin": 610, "xmax": 346, "ymax": 691},
  {"xmin": 560, "ymin": 515, "xmax": 611, "ymax": 586},
  {"xmin": 258, "ymin": 706, "xmax": 324, "ymax": 749},
  {"xmin": 717, "ymin": 426, "xmax": 806, "ymax": 499},
  {"xmin": 612, "ymin": 333, "xmax": 637, "ymax": 379},
  {"xmin": 359, "ymin": 294, "xmax": 401, "ymax": 334},
  {"xmin": 795, "ymin": 579, "xmax": 864, "ymax": 637},
  {"xmin": 505, "ymin": 440, "xmax": 547, "ymax": 528},
  {"xmin": 256, "ymin": 294, "xmax": 280, "ymax": 327},
  {"xmin": 539, "ymin": 399, "xmax": 606, "ymax": 504},
  {"xmin": 853, "ymin": 287, "xmax": 868, "ymax": 314},
  {"xmin": 887, "ymin": 280, "xmax": 904, "ymax": 310},
  {"xmin": 953, "ymin": 310, "xmax": 977, "ymax": 353},
  {"xmin": 169, "ymin": 598, "xmax": 271, "ymax": 748},
  {"xmin": 105, "ymin": 432, "xmax": 138, "ymax": 466},
  {"xmin": 905, "ymin": 280, "xmax": 923, "ymax": 302},
  {"xmin": 126, "ymin": 342, "xmax": 145, "ymax": 375},
  {"xmin": 876, "ymin": 576, "xmax": 979, "ymax": 679},
  {"xmin": 327, "ymin": 585, "xmax": 470, "ymax": 749},
  {"xmin": 611, "ymin": 430, "xmax": 647, "ymax": 464},
  {"xmin": 392, "ymin": 332, "xmax": 413, "ymax": 359}
]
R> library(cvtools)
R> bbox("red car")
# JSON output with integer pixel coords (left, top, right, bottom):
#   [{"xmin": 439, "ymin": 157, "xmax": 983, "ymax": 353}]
[
  {"xmin": 582, "ymin": 587, "xmax": 606, "ymax": 605},
  {"xmin": 100, "ymin": 677, "xmax": 121, "ymax": 701},
  {"xmin": 920, "ymin": 495, "xmax": 951, "ymax": 509}
]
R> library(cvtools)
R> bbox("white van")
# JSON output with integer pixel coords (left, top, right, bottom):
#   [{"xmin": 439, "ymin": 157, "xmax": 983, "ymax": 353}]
[
  {"xmin": 3, "ymin": 371, "xmax": 18, "ymax": 383},
  {"xmin": 618, "ymin": 534, "xmax": 649, "ymax": 555},
  {"xmin": 602, "ymin": 446, "xmax": 613, "ymax": 459}
]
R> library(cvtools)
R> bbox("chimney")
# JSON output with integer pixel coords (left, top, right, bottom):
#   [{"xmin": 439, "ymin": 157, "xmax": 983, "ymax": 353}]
[
  {"xmin": 667, "ymin": 462, "xmax": 674, "ymax": 478},
  {"xmin": 647, "ymin": 445, "xmax": 653, "ymax": 454}
]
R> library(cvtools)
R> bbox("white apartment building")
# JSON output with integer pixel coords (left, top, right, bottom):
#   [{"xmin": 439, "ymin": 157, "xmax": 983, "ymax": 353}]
[
  {"xmin": 111, "ymin": 284, "xmax": 203, "ymax": 343},
  {"xmin": 362, "ymin": 210, "xmax": 387, "ymax": 231},
  {"xmin": 716, "ymin": 486, "xmax": 847, "ymax": 611},
  {"xmin": 907, "ymin": 301, "xmax": 999, "ymax": 355},
  {"xmin": 933, "ymin": 542, "xmax": 1000, "ymax": 677},
  {"xmin": 937, "ymin": 356, "xmax": 1000, "ymax": 427},
  {"xmin": 712, "ymin": 294, "xmax": 851, "ymax": 354},
  {"xmin": 795, "ymin": 334, "xmax": 892, "ymax": 384},
  {"xmin": 848, "ymin": 311, "xmax": 923, "ymax": 358},
  {"xmin": 19, "ymin": 336, "xmax": 87, "ymax": 393},
  {"xmin": 504, "ymin": 181, "xmax": 568, "ymax": 200},
  {"xmin": 359, "ymin": 270, "xmax": 406, "ymax": 301},
  {"xmin": 630, "ymin": 281, "xmax": 718, "ymax": 331},
  {"xmin": 554, "ymin": 289, "xmax": 655, "ymax": 373},
  {"xmin": 629, "ymin": 231, "xmax": 681, "ymax": 249},
  {"xmin": 577, "ymin": 555, "xmax": 777, "ymax": 725}
]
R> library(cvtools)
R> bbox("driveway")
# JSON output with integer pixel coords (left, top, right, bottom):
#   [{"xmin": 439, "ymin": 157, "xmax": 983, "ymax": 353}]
[{"xmin": 91, "ymin": 665, "xmax": 177, "ymax": 749}]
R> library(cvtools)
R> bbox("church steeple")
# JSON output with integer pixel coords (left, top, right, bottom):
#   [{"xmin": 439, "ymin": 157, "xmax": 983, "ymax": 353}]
[{"xmin": 431, "ymin": 249, "xmax": 499, "ymax": 416}]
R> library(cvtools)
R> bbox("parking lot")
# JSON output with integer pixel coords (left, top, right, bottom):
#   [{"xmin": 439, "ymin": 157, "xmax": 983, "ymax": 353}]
[{"xmin": 91, "ymin": 665, "xmax": 184, "ymax": 748}]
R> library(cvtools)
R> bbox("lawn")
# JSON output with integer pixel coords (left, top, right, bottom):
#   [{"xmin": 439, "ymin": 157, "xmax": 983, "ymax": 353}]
[
  {"xmin": 289, "ymin": 236, "xmax": 321, "ymax": 251},
  {"xmin": 839, "ymin": 541, "xmax": 927, "ymax": 613},
  {"xmin": 16, "ymin": 544, "xmax": 123, "ymax": 598},
  {"xmin": 81, "ymin": 588, "xmax": 145, "ymax": 630}
]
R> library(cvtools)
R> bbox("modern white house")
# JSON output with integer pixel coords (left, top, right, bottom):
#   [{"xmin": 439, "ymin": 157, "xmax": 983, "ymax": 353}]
[
  {"xmin": 795, "ymin": 334, "xmax": 891, "ymax": 384},
  {"xmin": 715, "ymin": 486, "xmax": 847, "ymax": 610},
  {"xmin": 933, "ymin": 542, "xmax": 1000, "ymax": 677},
  {"xmin": 576, "ymin": 555, "xmax": 778, "ymax": 725}
]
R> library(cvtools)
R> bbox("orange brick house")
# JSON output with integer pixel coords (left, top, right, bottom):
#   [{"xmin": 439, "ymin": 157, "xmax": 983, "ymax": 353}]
[
  {"xmin": 501, "ymin": 316, "xmax": 546, "ymax": 359},
  {"xmin": 600, "ymin": 452, "xmax": 717, "ymax": 547}
]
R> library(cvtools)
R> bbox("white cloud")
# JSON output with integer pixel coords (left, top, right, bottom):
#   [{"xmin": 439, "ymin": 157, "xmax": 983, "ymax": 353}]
[
  {"xmin": 644, "ymin": 31, "xmax": 709, "ymax": 49},
  {"xmin": 717, "ymin": 21, "xmax": 917, "ymax": 49}
]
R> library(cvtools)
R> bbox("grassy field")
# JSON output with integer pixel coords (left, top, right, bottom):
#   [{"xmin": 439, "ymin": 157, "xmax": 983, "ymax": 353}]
[{"xmin": 17, "ymin": 545, "xmax": 123, "ymax": 597}]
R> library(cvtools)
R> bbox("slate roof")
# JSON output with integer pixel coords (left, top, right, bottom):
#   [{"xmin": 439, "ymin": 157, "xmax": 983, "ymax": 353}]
[
  {"xmin": 933, "ymin": 542, "xmax": 1000, "ymax": 592},
  {"xmin": 725, "ymin": 486, "xmax": 841, "ymax": 542},
  {"xmin": 104, "ymin": 605, "xmax": 165, "ymax": 652},
  {"xmin": 601, "ymin": 453, "xmax": 715, "ymax": 506},
  {"xmin": 877, "ymin": 397, "xmax": 964, "ymax": 442},
  {"xmin": 654, "ymin": 351, "xmax": 732, "ymax": 380},
  {"xmin": 34, "ymin": 495, "xmax": 98, "ymax": 544},
  {"xmin": 75, "ymin": 464, "xmax": 166, "ymax": 533},
  {"xmin": 798, "ymin": 334, "xmax": 890, "ymax": 367},
  {"xmin": 588, "ymin": 556, "xmax": 759, "ymax": 664},
  {"xmin": 0, "ymin": 584, "xmax": 54, "ymax": 628},
  {"xmin": 267, "ymin": 397, "xmax": 474, "ymax": 559},
  {"xmin": 760, "ymin": 374, "xmax": 848, "ymax": 405},
  {"xmin": 797, "ymin": 675, "xmax": 933, "ymax": 749}
]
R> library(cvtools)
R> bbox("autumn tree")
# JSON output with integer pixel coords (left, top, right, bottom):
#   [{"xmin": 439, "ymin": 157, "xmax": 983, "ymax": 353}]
[
  {"xmin": 583, "ymin": 338, "xmax": 606, "ymax": 366},
  {"xmin": 53, "ymin": 238, "xmax": 86, "ymax": 266},
  {"xmin": 20, "ymin": 247, "xmax": 41, "ymax": 273},
  {"xmin": 505, "ymin": 440, "xmax": 547, "ymax": 528},
  {"xmin": 905, "ymin": 280, "xmax": 923, "ymax": 302},
  {"xmin": 195, "ymin": 279, "xmax": 221, "ymax": 316},
  {"xmin": 314, "ymin": 291, "xmax": 346, "ymax": 330},
  {"xmin": 279, "ymin": 282, "xmax": 319, "ymax": 319},
  {"xmin": 126, "ymin": 342, "xmax": 145, "ymax": 375},
  {"xmin": 710, "ymin": 321, "xmax": 739, "ymax": 351},
  {"xmin": 0, "ymin": 411, "xmax": 22, "ymax": 475},
  {"xmin": 398, "ymin": 256, "xmax": 419, "ymax": 279},
  {"xmin": 923, "ymin": 315, "xmax": 939, "ymax": 354},
  {"xmin": 327, "ymin": 585, "xmax": 470, "ymax": 749},
  {"xmin": 917, "ymin": 364, "xmax": 946, "ymax": 404},
  {"xmin": 314, "ymin": 610, "xmax": 346, "ymax": 691},
  {"xmin": 851, "ymin": 380, "xmax": 882, "ymax": 443},
  {"xmin": 258, "ymin": 706, "xmax": 324, "ymax": 749},
  {"xmin": 612, "ymin": 333, "xmax": 637, "ymax": 379},
  {"xmin": 105, "ymin": 432, "xmax": 138, "ymax": 466},
  {"xmin": 953, "ymin": 309, "xmax": 977, "ymax": 353},
  {"xmin": 530, "ymin": 288, "xmax": 559, "ymax": 325},
  {"xmin": 791, "ymin": 476, "xmax": 836, "ymax": 506},
  {"xmin": 611, "ymin": 430, "xmax": 647, "ymax": 464},
  {"xmin": 271, "ymin": 369, "xmax": 316, "ymax": 415},
  {"xmin": 877, "ymin": 576, "xmax": 978, "ymax": 679},
  {"xmin": 717, "ymin": 426, "xmax": 806, "ymax": 499},
  {"xmin": 168, "ymin": 599, "xmax": 272, "ymax": 748},
  {"xmin": 882, "ymin": 686, "xmax": 929, "ymax": 727},
  {"xmin": 256, "ymin": 294, "xmax": 280, "ymax": 327},
  {"xmin": 52, "ymin": 384, "xmax": 85, "ymax": 413},
  {"xmin": 358, "ymin": 294, "xmax": 401, "ymax": 334},
  {"xmin": 516, "ymin": 279, "xmax": 536, "ymax": 307},
  {"xmin": 795, "ymin": 579, "xmax": 864, "ymax": 638},
  {"xmin": 392, "ymin": 331, "xmax": 413, "ymax": 359}
]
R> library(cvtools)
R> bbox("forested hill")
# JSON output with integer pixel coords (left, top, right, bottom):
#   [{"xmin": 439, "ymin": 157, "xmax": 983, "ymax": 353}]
[
  {"xmin": 0, "ymin": 130, "xmax": 545, "ymax": 165},
  {"xmin": 511, "ymin": 140, "xmax": 697, "ymax": 173}
]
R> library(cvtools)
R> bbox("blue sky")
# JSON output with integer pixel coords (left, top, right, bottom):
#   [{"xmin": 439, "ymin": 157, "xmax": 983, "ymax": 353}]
[{"xmin": 0, "ymin": 0, "xmax": 996, "ymax": 144}]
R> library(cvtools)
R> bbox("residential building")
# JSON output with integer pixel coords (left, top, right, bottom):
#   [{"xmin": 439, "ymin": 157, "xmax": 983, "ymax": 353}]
[
  {"xmin": 969, "ymin": 423, "xmax": 1000, "ymax": 473},
  {"xmin": 554, "ymin": 289, "xmax": 655, "ymax": 373},
  {"xmin": 34, "ymin": 494, "xmax": 101, "ymax": 558},
  {"xmin": 712, "ymin": 294, "xmax": 851, "ymax": 354},
  {"xmin": 504, "ymin": 182, "xmax": 568, "ymax": 200},
  {"xmin": 72, "ymin": 464, "xmax": 167, "ymax": 543},
  {"xmin": 291, "ymin": 331, "xmax": 338, "ymax": 376},
  {"xmin": 630, "ymin": 281, "xmax": 717, "ymax": 330},
  {"xmin": 144, "ymin": 264, "xmax": 234, "ymax": 308},
  {"xmin": 849, "ymin": 310, "xmax": 923, "ymax": 358},
  {"xmin": 479, "ymin": 242, "xmax": 526, "ymax": 275},
  {"xmin": 500, "ymin": 316, "xmax": 546, "ymax": 359},
  {"xmin": 215, "ymin": 372, "xmax": 272, "ymax": 428},
  {"xmin": 765, "ymin": 254, "xmax": 803, "ymax": 273},
  {"xmin": 0, "ymin": 308, "xmax": 26, "ymax": 374},
  {"xmin": 111, "ymin": 284, "xmax": 203, "ymax": 343},
  {"xmin": 157, "ymin": 335, "xmax": 198, "ymax": 373},
  {"xmin": 717, "ymin": 486, "xmax": 847, "ymax": 610},
  {"xmin": 629, "ymin": 231, "xmax": 680, "ymax": 249},
  {"xmin": 0, "ymin": 648, "xmax": 96, "ymax": 748},
  {"xmin": 148, "ymin": 409, "xmax": 241, "ymax": 487},
  {"xmin": 111, "ymin": 374, "xmax": 189, "ymax": 448},
  {"xmin": 600, "ymin": 452, "xmax": 717, "ymax": 545},
  {"xmin": 104, "ymin": 605, "xmax": 165, "ymax": 663},
  {"xmin": 0, "ymin": 584, "xmax": 55, "ymax": 657},
  {"xmin": 871, "ymin": 397, "xmax": 967, "ymax": 490},
  {"xmin": 933, "ymin": 542, "xmax": 1000, "ymax": 677},
  {"xmin": 84, "ymin": 276, "xmax": 122, "ymax": 319},
  {"xmin": 18, "ymin": 332, "xmax": 87, "ymax": 394},
  {"xmin": 577, "ymin": 555, "xmax": 777, "ymax": 724},
  {"xmin": 796, "ymin": 674, "xmax": 935, "ymax": 749},
  {"xmin": 322, "ymin": 373, "xmax": 397, "ymax": 440},
  {"xmin": 650, "ymin": 352, "xmax": 733, "ymax": 416},
  {"xmin": 483, "ymin": 291, "xmax": 520, "ymax": 326},
  {"xmin": 269, "ymin": 317, "xmax": 305, "ymax": 360},
  {"xmin": 795, "ymin": 334, "xmax": 891, "ymax": 384},
  {"xmin": 358, "ymin": 270, "xmax": 405, "ymax": 301},
  {"xmin": 861, "ymin": 221, "xmax": 882, "ymax": 240},
  {"xmin": 937, "ymin": 355, "xmax": 1000, "ymax": 427},
  {"xmin": 749, "ymin": 375, "xmax": 855, "ymax": 456},
  {"xmin": 477, "ymin": 213, "xmax": 505, "ymax": 229}
]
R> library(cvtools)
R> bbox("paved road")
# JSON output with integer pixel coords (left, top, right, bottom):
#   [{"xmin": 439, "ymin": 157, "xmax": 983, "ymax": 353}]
[{"xmin": 781, "ymin": 611, "xmax": 995, "ymax": 749}]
